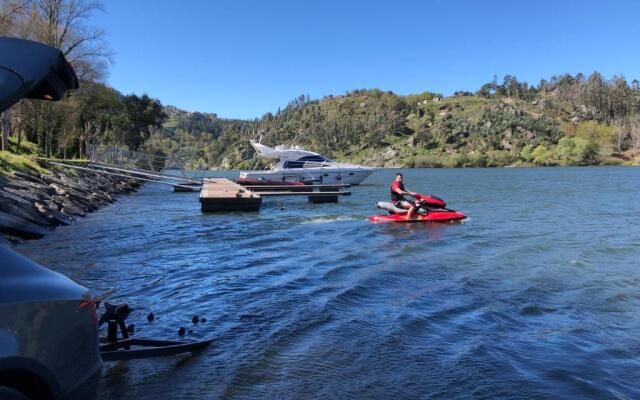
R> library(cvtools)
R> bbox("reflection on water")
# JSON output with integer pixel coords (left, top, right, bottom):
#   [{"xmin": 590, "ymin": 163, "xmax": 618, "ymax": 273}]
[{"xmin": 18, "ymin": 167, "xmax": 640, "ymax": 399}]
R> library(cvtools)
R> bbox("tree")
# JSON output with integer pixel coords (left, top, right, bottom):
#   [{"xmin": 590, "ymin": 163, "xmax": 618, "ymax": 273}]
[
  {"xmin": 121, "ymin": 94, "xmax": 167, "ymax": 150},
  {"xmin": 630, "ymin": 116, "xmax": 640, "ymax": 150},
  {"xmin": 26, "ymin": 0, "xmax": 111, "ymax": 81},
  {"xmin": 612, "ymin": 120, "xmax": 627, "ymax": 153},
  {"xmin": 0, "ymin": 0, "xmax": 31, "ymax": 151},
  {"xmin": 0, "ymin": 0, "xmax": 29, "ymax": 35}
]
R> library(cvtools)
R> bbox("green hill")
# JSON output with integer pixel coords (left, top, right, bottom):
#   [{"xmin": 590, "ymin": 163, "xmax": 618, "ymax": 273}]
[{"xmin": 144, "ymin": 74, "xmax": 640, "ymax": 169}]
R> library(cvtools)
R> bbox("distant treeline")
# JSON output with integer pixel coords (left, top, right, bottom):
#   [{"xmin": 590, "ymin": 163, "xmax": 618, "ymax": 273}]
[
  {"xmin": 144, "ymin": 73, "xmax": 640, "ymax": 169},
  {"xmin": 1, "ymin": 0, "xmax": 639, "ymax": 168}
]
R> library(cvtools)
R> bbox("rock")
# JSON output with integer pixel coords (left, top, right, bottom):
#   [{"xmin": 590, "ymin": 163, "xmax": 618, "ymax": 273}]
[
  {"xmin": 0, "ymin": 211, "xmax": 49, "ymax": 239},
  {"xmin": 500, "ymin": 138, "xmax": 514, "ymax": 151},
  {"xmin": 405, "ymin": 136, "xmax": 418, "ymax": 147},
  {"xmin": 34, "ymin": 202, "xmax": 73, "ymax": 226},
  {"xmin": 4, "ymin": 177, "xmax": 55, "ymax": 196},
  {"xmin": 0, "ymin": 167, "xmax": 139, "ymax": 240},
  {"xmin": 0, "ymin": 190, "xmax": 53, "ymax": 226},
  {"xmin": 381, "ymin": 148, "xmax": 397, "ymax": 160},
  {"xmin": 2, "ymin": 234, "xmax": 23, "ymax": 244},
  {"xmin": 2, "ymin": 186, "xmax": 43, "ymax": 204},
  {"xmin": 48, "ymin": 183, "xmax": 67, "ymax": 196},
  {"xmin": 12, "ymin": 171, "xmax": 48, "ymax": 185},
  {"xmin": 57, "ymin": 196, "xmax": 86, "ymax": 217}
]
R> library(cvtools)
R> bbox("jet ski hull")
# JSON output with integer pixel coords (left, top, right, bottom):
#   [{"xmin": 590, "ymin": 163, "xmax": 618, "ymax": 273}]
[{"xmin": 369, "ymin": 209, "xmax": 466, "ymax": 223}]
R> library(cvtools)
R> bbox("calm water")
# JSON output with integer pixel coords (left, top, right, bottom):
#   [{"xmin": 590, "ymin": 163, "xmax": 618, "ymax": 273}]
[{"xmin": 17, "ymin": 167, "xmax": 640, "ymax": 399}]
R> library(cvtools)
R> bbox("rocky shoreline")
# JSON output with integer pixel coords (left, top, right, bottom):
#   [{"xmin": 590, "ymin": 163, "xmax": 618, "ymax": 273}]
[{"xmin": 0, "ymin": 167, "xmax": 140, "ymax": 243}]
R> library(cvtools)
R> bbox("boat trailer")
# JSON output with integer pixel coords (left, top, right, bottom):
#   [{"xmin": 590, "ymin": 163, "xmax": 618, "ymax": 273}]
[{"xmin": 98, "ymin": 303, "xmax": 212, "ymax": 362}]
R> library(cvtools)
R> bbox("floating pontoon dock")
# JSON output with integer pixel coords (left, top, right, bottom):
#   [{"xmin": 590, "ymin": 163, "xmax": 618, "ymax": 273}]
[
  {"xmin": 199, "ymin": 178, "xmax": 262, "ymax": 212},
  {"xmin": 199, "ymin": 179, "xmax": 351, "ymax": 212}
]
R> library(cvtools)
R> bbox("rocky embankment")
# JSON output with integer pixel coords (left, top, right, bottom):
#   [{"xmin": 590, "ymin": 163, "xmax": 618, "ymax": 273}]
[{"xmin": 0, "ymin": 168, "xmax": 139, "ymax": 243}]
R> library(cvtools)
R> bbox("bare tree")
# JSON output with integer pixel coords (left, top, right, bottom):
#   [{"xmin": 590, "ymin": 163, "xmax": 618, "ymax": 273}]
[
  {"xmin": 0, "ymin": 0, "xmax": 30, "ymax": 34},
  {"xmin": 612, "ymin": 119, "xmax": 627, "ymax": 154},
  {"xmin": 24, "ymin": 0, "xmax": 111, "ymax": 81},
  {"xmin": 1, "ymin": 0, "xmax": 31, "ymax": 151},
  {"xmin": 630, "ymin": 116, "xmax": 640, "ymax": 150}
]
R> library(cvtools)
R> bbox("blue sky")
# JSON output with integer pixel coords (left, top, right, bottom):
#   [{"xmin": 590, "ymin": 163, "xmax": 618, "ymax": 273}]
[{"xmin": 92, "ymin": 0, "xmax": 640, "ymax": 119}]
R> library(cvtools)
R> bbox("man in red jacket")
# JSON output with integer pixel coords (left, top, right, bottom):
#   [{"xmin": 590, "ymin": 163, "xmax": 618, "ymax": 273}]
[{"xmin": 390, "ymin": 173, "xmax": 417, "ymax": 220}]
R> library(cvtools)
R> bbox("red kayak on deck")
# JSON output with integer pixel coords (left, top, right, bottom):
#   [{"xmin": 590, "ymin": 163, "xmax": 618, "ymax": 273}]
[{"xmin": 369, "ymin": 193, "xmax": 466, "ymax": 223}]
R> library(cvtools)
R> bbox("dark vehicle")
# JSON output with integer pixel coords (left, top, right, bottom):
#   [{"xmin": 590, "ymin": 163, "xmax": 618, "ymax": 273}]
[{"xmin": 0, "ymin": 38, "xmax": 102, "ymax": 400}]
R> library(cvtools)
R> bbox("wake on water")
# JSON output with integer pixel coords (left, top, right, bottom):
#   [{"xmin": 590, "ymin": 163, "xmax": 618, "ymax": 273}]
[{"xmin": 302, "ymin": 215, "xmax": 361, "ymax": 224}]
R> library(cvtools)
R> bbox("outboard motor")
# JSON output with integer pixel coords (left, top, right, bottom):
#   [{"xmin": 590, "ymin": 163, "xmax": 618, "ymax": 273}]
[{"xmin": 99, "ymin": 302, "xmax": 132, "ymax": 342}]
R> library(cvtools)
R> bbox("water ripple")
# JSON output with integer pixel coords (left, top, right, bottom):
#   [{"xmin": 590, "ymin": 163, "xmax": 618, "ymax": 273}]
[{"xmin": 16, "ymin": 167, "xmax": 640, "ymax": 399}]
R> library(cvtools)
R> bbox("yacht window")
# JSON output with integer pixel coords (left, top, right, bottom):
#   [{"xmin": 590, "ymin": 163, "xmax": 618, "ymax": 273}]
[
  {"xmin": 283, "ymin": 161, "xmax": 305, "ymax": 169},
  {"xmin": 298, "ymin": 155, "xmax": 327, "ymax": 162}
]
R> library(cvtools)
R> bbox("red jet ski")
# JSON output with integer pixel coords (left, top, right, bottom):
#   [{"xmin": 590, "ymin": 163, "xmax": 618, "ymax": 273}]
[{"xmin": 370, "ymin": 193, "xmax": 466, "ymax": 223}]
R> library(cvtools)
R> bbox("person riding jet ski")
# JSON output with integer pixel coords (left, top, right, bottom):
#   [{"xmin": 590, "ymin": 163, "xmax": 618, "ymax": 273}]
[{"xmin": 390, "ymin": 172, "xmax": 419, "ymax": 220}]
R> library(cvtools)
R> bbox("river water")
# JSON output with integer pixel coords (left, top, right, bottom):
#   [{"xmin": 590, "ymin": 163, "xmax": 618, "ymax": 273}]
[{"xmin": 17, "ymin": 167, "xmax": 640, "ymax": 399}]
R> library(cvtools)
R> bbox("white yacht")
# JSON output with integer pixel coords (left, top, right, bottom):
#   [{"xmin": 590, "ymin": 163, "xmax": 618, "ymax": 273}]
[{"xmin": 239, "ymin": 140, "xmax": 380, "ymax": 185}]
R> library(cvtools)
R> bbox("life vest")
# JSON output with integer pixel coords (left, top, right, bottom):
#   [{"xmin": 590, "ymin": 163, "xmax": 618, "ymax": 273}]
[{"xmin": 390, "ymin": 181, "xmax": 405, "ymax": 203}]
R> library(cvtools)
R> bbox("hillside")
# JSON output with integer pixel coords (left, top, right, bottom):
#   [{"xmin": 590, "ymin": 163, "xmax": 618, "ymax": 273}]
[{"xmin": 144, "ymin": 75, "xmax": 640, "ymax": 169}]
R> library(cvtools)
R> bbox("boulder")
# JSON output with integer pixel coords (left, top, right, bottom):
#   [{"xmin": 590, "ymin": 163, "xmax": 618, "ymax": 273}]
[
  {"xmin": 0, "ymin": 189, "xmax": 53, "ymax": 226},
  {"xmin": 4, "ymin": 176, "xmax": 56, "ymax": 195},
  {"xmin": 0, "ymin": 211, "xmax": 49, "ymax": 239},
  {"xmin": 58, "ymin": 196, "xmax": 86, "ymax": 217},
  {"xmin": 34, "ymin": 202, "xmax": 74, "ymax": 226},
  {"xmin": 405, "ymin": 136, "xmax": 418, "ymax": 147},
  {"xmin": 12, "ymin": 171, "xmax": 48, "ymax": 186},
  {"xmin": 381, "ymin": 148, "xmax": 397, "ymax": 160}
]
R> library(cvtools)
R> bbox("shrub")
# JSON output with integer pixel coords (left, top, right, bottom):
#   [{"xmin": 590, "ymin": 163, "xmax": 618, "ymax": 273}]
[
  {"xmin": 532, "ymin": 144, "xmax": 555, "ymax": 165},
  {"xmin": 486, "ymin": 150, "xmax": 516, "ymax": 167},
  {"xmin": 556, "ymin": 137, "xmax": 599, "ymax": 165},
  {"xmin": 520, "ymin": 145, "xmax": 534, "ymax": 162}
]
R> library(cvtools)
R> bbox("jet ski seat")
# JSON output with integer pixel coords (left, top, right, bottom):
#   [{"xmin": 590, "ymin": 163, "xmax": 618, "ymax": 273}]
[{"xmin": 376, "ymin": 201, "xmax": 407, "ymax": 214}]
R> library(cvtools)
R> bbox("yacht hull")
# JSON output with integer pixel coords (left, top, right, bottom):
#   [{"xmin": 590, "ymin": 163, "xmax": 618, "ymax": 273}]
[{"xmin": 239, "ymin": 168, "xmax": 377, "ymax": 185}]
